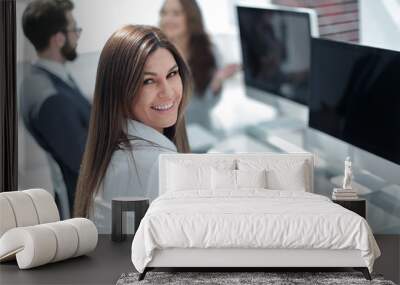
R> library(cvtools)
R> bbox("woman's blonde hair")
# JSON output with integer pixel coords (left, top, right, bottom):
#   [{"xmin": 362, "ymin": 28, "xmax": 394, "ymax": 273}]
[{"xmin": 74, "ymin": 25, "xmax": 191, "ymax": 217}]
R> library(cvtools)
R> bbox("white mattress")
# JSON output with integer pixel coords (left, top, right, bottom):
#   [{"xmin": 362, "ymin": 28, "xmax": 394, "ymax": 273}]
[{"xmin": 131, "ymin": 190, "xmax": 380, "ymax": 273}]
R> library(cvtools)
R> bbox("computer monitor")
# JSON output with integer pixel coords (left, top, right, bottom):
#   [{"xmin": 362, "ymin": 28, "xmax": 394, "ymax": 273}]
[
  {"xmin": 237, "ymin": 3, "xmax": 318, "ymax": 109},
  {"xmin": 309, "ymin": 38, "xmax": 400, "ymax": 165}
]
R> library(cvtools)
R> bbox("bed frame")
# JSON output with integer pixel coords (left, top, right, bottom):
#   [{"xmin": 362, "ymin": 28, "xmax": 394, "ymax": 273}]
[
  {"xmin": 139, "ymin": 248, "xmax": 371, "ymax": 280},
  {"xmin": 137, "ymin": 153, "xmax": 372, "ymax": 281}
]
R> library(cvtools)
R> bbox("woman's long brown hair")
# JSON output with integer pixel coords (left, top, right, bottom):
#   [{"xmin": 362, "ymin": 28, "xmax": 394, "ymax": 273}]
[
  {"xmin": 164, "ymin": 0, "xmax": 216, "ymax": 95},
  {"xmin": 74, "ymin": 25, "xmax": 191, "ymax": 218}
]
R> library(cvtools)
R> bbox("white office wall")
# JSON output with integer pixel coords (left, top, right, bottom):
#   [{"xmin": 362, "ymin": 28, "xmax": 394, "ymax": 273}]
[
  {"xmin": 16, "ymin": 0, "xmax": 36, "ymax": 63},
  {"xmin": 72, "ymin": 0, "xmax": 242, "ymax": 60},
  {"xmin": 359, "ymin": 0, "xmax": 400, "ymax": 51},
  {"xmin": 17, "ymin": 0, "xmax": 275, "ymax": 62},
  {"xmin": 72, "ymin": 0, "xmax": 163, "ymax": 54}
]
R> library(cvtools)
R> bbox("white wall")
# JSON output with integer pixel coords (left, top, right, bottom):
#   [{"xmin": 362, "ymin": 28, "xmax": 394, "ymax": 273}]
[
  {"xmin": 73, "ymin": 0, "xmax": 163, "ymax": 54},
  {"xmin": 360, "ymin": 0, "xmax": 400, "ymax": 51},
  {"xmin": 17, "ymin": 0, "xmax": 272, "ymax": 62},
  {"xmin": 72, "ymin": 0, "xmax": 242, "ymax": 60}
]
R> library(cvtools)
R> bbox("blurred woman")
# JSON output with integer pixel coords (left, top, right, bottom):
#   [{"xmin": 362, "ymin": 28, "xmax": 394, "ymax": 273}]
[
  {"xmin": 159, "ymin": 0, "xmax": 239, "ymax": 130},
  {"xmin": 74, "ymin": 25, "xmax": 191, "ymax": 233}
]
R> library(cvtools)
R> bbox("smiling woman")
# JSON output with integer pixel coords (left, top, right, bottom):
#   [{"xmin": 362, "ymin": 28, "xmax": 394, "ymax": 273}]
[
  {"xmin": 73, "ymin": 25, "xmax": 192, "ymax": 233},
  {"xmin": 131, "ymin": 48, "xmax": 183, "ymax": 133}
]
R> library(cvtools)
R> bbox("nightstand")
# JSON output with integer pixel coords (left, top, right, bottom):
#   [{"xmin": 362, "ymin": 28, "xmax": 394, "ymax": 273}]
[
  {"xmin": 332, "ymin": 198, "xmax": 366, "ymax": 218},
  {"xmin": 112, "ymin": 197, "xmax": 149, "ymax": 242}
]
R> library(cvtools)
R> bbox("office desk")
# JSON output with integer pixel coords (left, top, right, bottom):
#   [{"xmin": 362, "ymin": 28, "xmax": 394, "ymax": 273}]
[{"xmin": 0, "ymin": 235, "xmax": 133, "ymax": 285}]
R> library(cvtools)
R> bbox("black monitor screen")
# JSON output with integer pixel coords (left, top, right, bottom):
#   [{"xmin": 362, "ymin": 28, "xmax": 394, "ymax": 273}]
[
  {"xmin": 237, "ymin": 6, "xmax": 312, "ymax": 105},
  {"xmin": 309, "ymin": 38, "xmax": 400, "ymax": 165}
]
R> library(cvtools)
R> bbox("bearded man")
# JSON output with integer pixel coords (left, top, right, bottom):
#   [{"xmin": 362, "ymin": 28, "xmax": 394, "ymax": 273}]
[{"xmin": 20, "ymin": 0, "xmax": 91, "ymax": 214}]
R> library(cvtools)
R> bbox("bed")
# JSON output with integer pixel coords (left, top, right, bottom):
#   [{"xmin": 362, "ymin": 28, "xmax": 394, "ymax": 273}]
[{"xmin": 131, "ymin": 153, "xmax": 380, "ymax": 280}]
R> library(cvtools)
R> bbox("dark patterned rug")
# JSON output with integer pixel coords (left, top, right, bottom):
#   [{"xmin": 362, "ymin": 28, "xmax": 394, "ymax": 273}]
[{"xmin": 116, "ymin": 271, "xmax": 396, "ymax": 285}]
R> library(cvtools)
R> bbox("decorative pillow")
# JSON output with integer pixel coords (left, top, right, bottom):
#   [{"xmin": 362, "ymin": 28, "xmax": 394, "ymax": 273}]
[
  {"xmin": 236, "ymin": 169, "xmax": 268, "ymax": 189},
  {"xmin": 167, "ymin": 162, "xmax": 211, "ymax": 191},
  {"xmin": 211, "ymin": 168, "xmax": 236, "ymax": 190}
]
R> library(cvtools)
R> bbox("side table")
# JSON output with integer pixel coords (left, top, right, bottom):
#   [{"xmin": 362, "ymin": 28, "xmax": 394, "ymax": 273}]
[
  {"xmin": 332, "ymin": 198, "xmax": 366, "ymax": 218},
  {"xmin": 112, "ymin": 197, "xmax": 149, "ymax": 242}
]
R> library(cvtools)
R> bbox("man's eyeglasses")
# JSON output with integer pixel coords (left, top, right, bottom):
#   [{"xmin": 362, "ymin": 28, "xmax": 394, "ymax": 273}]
[{"xmin": 64, "ymin": 27, "xmax": 83, "ymax": 35}]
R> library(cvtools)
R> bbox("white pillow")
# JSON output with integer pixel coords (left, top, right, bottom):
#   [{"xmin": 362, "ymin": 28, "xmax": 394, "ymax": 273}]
[
  {"xmin": 211, "ymin": 168, "xmax": 236, "ymax": 190},
  {"xmin": 167, "ymin": 162, "xmax": 211, "ymax": 191},
  {"xmin": 236, "ymin": 169, "xmax": 268, "ymax": 189},
  {"xmin": 267, "ymin": 162, "xmax": 307, "ymax": 191},
  {"xmin": 211, "ymin": 169, "xmax": 268, "ymax": 190},
  {"xmin": 238, "ymin": 159, "xmax": 309, "ymax": 191}
]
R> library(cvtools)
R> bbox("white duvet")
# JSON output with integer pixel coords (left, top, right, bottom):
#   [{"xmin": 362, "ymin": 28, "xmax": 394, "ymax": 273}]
[{"xmin": 131, "ymin": 190, "xmax": 380, "ymax": 273}]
